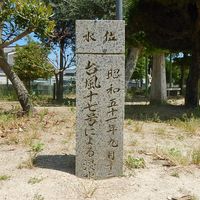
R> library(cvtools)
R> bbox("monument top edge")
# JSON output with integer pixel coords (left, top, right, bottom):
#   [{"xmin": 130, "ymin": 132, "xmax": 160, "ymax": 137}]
[{"xmin": 76, "ymin": 20, "xmax": 125, "ymax": 23}]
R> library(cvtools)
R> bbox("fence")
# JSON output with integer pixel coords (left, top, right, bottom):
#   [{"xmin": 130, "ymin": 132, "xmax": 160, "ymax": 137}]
[
  {"xmin": 0, "ymin": 85, "xmax": 17, "ymax": 100},
  {"xmin": 0, "ymin": 83, "xmax": 76, "ymax": 100}
]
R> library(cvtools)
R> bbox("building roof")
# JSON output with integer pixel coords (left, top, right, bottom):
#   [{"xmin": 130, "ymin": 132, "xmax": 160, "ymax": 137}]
[
  {"xmin": 64, "ymin": 68, "xmax": 76, "ymax": 76},
  {"xmin": 3, "ymin": 46, "xmax": 16, "ymax": 54}
]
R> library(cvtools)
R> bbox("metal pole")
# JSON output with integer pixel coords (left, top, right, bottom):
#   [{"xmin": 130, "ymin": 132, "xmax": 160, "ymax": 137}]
[{"xmin": 116, "ymin": 0, "xmax": 123, "ymax": 20}]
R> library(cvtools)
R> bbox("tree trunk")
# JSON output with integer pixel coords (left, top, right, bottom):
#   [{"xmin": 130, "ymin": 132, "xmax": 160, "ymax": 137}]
[
  {"xmin": 0, "ymin": 49, "xmax": 32, "ymax": 112},
  {"xmin": 53, "ymin": 83, "xmax": 56, "ymax": 100},
  {"xmin": 185, "ymin": 41, "xmax": 200, "ymax": 107},
  {"xmin": 150, "ymin": 53, "xmax": 167, "ymax": 104},
  {"xmin": 0, "ymin": 3, "xmax": 31, "ymax": 112},
  {"xmin": 55, "ymin": 73, "xmax": 59, "ymax": 100},
  {"xmin": 180, "ymin": 64, "xmax": 185, "ymax": 96},
  {"xmin": 57, "ymin": 40, "xmax": 65, "ymax": 102},
  {"xmin": 125, "ymin": 47, "xmax": 140, "ymax": 89},
  {"xmin": 185, "ymin": 2, "xmax": 200, "ymax": 107}
]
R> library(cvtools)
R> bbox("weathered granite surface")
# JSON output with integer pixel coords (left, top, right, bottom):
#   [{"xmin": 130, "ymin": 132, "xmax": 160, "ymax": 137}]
[{"xmin": 76, "ymin": 20, "xmax": 125, "ymax": 179}]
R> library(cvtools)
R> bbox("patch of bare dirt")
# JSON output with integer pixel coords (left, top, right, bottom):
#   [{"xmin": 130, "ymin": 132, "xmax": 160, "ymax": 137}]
[{"xmin": 0, "ymin": 100, "xmax": 200, "ymax": 200}]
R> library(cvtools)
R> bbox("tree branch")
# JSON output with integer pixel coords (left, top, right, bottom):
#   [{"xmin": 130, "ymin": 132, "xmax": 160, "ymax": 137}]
[{"xmin": 0, "ymin": 28, "xmax": 33, "ymax": 48}]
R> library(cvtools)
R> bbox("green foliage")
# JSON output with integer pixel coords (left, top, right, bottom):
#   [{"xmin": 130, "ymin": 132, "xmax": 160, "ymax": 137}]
[
  {"xmin": 42, "ymin": 0, "xmax": 116, "ymax": 47},
  {"xmin": 30, "ymin": 141, "xmax": 44, "ymax": 166},
  {"xmin": 125, "ymin": 88, "xmax": 135, "ymax": 101},
  {"xmin": 125, "ymin": 0, "xmax": 197, "ymax": 52},
  {"xmin": 15, "ymin": 0, "xmax": 54, "ymax": 35},
  {"xmin": 0, "ymin": 112, "xmax": 16, "ymax": 124},
  {"xmin": 150, "ymin": 0, "xmax": 192, "ymax": 6},
  {"xmin": 0, "ymin": 0, "xmax": 55, "ymax": 113},
  {"xmin": 170, "ymin": 171, "xmax": 180, "ymax": 178},
  {"xmin": 28, "ymin": 177, "xmax": 43, "ymax": 185},
  {"xmin": 65, "ymin": 0, "xmax": 116, "ymax": 20},
  {"xmin": 0, "ymin": 0, "xmax": 55, "ymax": 46},
  {"xmin": 125, "ymin": 156, "xmax": 145, "ymax": 169},
  {"xmin": 165, "ymin": 53, "xmax": 190, "ymax": 86},
  {"xmin": 33, "ymin": 194, "xmax": 44, "ymax": 200},
  {"xmin": 152, "ymin": 112, "xmax": 161, "ymax": 122},
  {"xmin": 42, "ymin": 0, "xmax": 116, "ymax": 102},
  {"xmin": 125, "ymin": 0, "xmax": 146, "ymax": 47},
  {"xmin": 31, "ymin": 141, "xmax": 44, "ymax": 154},
  {"xmin": 0, "ymin": 175, "xmax": 11, "ymax": 181},
  {"xmin": 19, "ymin": 141, "xmax": 45, "ymax": 168},
  {"xmin": 168, "ymin": 148, "xmax": 181, "ymax": 157},
  {"xmin": 165, "ymin": 55, "xmax": 181, "ymax": 85},
  {"xmin": 42, "ymin": 0, "xmax": 75, "ymax": 47},
  {"xmin": 13, "ymin": 40, "xmax": 53, "ymax": 83},
  {"xmin": 155, "ymin": 147, "xmax": 189, "ymax": 166},
  {"xmin": 0, "ymin": 85, "xmax": 17, "ymax": 101},
  {"xmin": 132, "ymin": 55, "xmax": 148, "ymax": 80},
  {"xmin": 192, "ymin": 148, "xmax": 200, "ymax": 165},
  {"xmin": 38, "ymin": 108, "xmax": 49, "ymax": 121},
  {"xmin": 127, "ymin": 119, "xmax": 133, "ymax": 125},
  {"xmin": 169, "ymin": 113, "xmax": 199, "ymax": 135}
]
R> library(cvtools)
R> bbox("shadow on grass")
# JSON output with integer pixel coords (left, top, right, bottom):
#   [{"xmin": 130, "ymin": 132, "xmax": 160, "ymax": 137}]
[
  {"xmin": 125, "ymin": 104, "xmax": 200, "ymax": 121},
  {"xmin": 35, "ymin": 154, "xmax": 75, "ymax": 175}
]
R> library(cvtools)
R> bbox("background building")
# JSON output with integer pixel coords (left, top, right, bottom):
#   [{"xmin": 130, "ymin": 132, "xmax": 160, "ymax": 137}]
[{"xmin": 0, "ymin": 46, "xmax": 76, "ymax": 96}]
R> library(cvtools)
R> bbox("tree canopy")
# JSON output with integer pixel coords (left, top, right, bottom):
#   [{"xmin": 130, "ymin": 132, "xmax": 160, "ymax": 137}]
[
  {"xmin": 0, "ymin": 0, "xmax": 55, "ymax": 112},
  {"xmin": 13, "ymin": 41, "xmax": 53, "ymax": 84},
  {"xmin": 126, "ymin": 0, "xmax": 200, "ymax": 107},
  {"xmin": 0, "ymin": 0, "xmax": 54, "ymax": 48},
  {"xmin": 126, "ymin": 0, "xmax": 199, "ymax": 52},
  {"xmin": 65, "ymin": 0, "xmax": 116, "ymax": 20},
  {"xmin": 42, "ymin": 0, "xmax": 116, "ymax": 48},
  {"xmin": 41, "ymin": 0, "xmax": 116, "ymax": 102}
]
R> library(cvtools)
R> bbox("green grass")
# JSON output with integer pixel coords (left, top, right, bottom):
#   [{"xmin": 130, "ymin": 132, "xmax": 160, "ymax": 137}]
[
  {"xmin": 134, "ymin": 122, "xmax": 143, "ymax": 133},
  {"xmin": 190, "ymin": 195, "xmax": 199, "ymax": 200},
  {"xmin": 191, "ymin": 148, "xmax": 200, "ymax": 165},
  {"xmin": 127, "ymin": 119, "xmax": 133, "ymax": 126},
  {"xmin": 129, "ymin": 139, "xmax": 139, "ymax": 147},
  {"xmin": 125, "ymin": 156, "xmax": 145, "ymax": 169},
  {"xmin": 38, "ymin": 108, "xmax": 49, "ymax": 121},
  {"xmin": 70, "ymin": 107, "xmax": 76, "ymax": 113},
  {"xmin": 33, "ymin": 194, "xmax": 44, "ymax": 200},
  {"xmin": 0, "ymin": 175, "xmax": 11, "ymax": 181},
  {"xmin": 18, "ymin": 141, "xmax": 44, "ymax": 169},
  {"xmin": 0, "ymin": 85, "xmax": 17, "ymax": 101},
  {"xmin": 151, "ymin": 112, "xmax": 161, "ymax": 122},
  {"xmin": 154, "ymin": 147, "xmax": 189, "ymax": 166},
  {"xmin": 170, "ymin": 171, "xmax": 180, "ymax": 178},
  {"xmin": 154, "ymin": 127, "xmax": 166, "ymax": 136},
  {"xmin": 168, "ymin": 113, "xmax": 199, "ymax": 135},
  {"xmin": 0, "ymin": 112, "xmax": 16, "ymax": 124},
  {"xmin": 28, "ymin": 177, "xmax": 43, "ymax": 185},
  {"xmin": 30, "ymin": 141, "xmax": 45, "ymax": 165}
]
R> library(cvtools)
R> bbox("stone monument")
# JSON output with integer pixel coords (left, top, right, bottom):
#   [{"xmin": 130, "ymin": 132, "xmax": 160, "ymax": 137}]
[{"xmin": 76, "ymin": 20, "xmax": 125, "ymax": 179}]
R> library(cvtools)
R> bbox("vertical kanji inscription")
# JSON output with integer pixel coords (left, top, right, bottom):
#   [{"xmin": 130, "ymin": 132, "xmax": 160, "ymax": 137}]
[{"xmin": 76, "ymin": 20, "xmax": 125, "ymax": 179}]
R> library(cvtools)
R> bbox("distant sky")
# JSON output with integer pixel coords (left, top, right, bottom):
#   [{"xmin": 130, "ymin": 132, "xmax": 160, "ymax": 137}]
[
  {"xmin": 13, "ymin": 33, "xmax": 37, "ymax": 46},
  {"xmin": 13, "ymin": 33, "xmax": 74, "ymax": 69}
]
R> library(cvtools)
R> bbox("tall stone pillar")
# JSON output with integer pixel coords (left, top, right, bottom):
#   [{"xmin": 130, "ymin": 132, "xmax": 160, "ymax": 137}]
[{"xmin": 76, "ymin": 20, "xmax": 125, "ymax": 179}]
